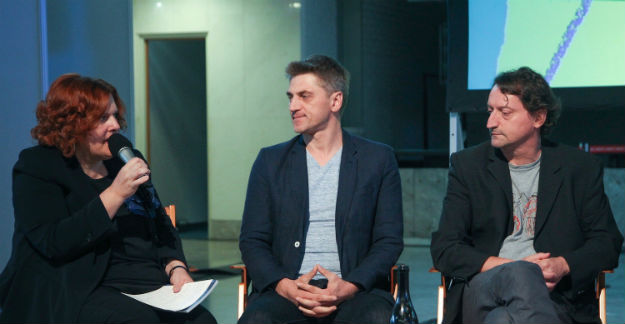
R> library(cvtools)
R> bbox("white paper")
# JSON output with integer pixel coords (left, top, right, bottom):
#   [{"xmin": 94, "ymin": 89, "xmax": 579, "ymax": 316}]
[{"xmin": 122, "ymin": 279, "xmax": 218, "ymax": 313}]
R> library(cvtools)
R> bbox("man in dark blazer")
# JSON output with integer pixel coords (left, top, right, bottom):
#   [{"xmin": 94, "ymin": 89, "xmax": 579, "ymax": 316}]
[
  {"xmin": 238, "ymin": 55, "xmax": 403, "ymax": 324},
  {"xmin": 431, "ymin": 67, "xmax": 622, "ymax": 323}
]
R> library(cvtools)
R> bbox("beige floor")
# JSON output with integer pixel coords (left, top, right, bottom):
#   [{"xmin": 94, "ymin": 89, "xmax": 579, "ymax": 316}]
[{"xmin": 182, "ymin": 238, "xmax": 625, "ymax": 324}]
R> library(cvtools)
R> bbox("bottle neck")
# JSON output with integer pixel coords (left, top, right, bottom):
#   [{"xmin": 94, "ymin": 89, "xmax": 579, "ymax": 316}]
[{"xmin": 398, "ymin": 268, "xmax": 410, "ymax": 297}]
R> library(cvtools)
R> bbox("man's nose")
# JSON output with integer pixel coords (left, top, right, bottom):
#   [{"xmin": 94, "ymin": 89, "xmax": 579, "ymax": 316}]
[
  {"xmin": 289, "ymin": 98, "xmax": 299, "ymax": 112},
  {"xmin": 486, "ymin": 112, "xmax": 498, "ymax": 129}
]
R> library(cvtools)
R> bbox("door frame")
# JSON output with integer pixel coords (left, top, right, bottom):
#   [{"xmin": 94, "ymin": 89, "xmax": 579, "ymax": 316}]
[{"xmin": 137, "ymin": 32, "xmax": 207, "ymax": 161}]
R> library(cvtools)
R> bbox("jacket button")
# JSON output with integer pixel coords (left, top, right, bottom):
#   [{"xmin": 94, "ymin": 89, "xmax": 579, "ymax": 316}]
[{"xmin": 294, "ymin": 241, "xmax": 300, "ymax": 248}]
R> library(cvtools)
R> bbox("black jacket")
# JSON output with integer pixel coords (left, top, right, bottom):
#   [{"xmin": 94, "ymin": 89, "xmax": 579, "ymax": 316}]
[
  {"xmin": 431, "ymin": 141, "xmax": 623, "ymax": 323},
  {"xmin": 0, "ymin": 145, "xmax": 184, "ymax": 323},
  {"xmin": 239, "ymin": 131, "xmax": 404, "ymax": 299}
]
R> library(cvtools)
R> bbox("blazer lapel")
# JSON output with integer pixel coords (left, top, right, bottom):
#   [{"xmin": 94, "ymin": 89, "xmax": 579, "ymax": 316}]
[
  {"xmin": 487, "ymin": 148, "xmax": 514, "ymax": 234},
  {"xmin": 335, "ymin": 130, "xmax": 358, "ymax": 243},
  {"xmin": 64, "ymin": 156, "xmax": 101, "ymax": 210},
  {"xmin": 287, "ymin": 136, "xmax": 310, "ymax": 236},
  {"xmin": 535, "ymin": 144, "xmax": 562, "ymax": 237}
]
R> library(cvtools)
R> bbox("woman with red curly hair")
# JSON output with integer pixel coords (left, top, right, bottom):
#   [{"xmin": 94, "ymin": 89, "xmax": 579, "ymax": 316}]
[{"xmin": 0, "ymin": 74, "xmax": 216, "ymax": 323}]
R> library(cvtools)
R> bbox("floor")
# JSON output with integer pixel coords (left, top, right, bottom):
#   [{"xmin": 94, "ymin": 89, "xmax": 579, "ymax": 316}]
[{"xmin": 180, "ymin": 233, "xmax": 625, "ymax": 324}]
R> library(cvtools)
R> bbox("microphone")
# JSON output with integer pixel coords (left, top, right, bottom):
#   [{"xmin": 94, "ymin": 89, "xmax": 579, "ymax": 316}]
[
  {"xmin": 107, "ymin": 133, "xmax": 136, "ymax": 163},
  {"xmin": 107, "ymin": 133, "xmax": 157, "ymax": 214}
]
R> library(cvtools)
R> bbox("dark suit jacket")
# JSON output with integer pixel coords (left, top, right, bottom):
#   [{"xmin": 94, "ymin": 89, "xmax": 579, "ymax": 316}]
[
  {"xmin": 239, "ymin": 130, "xmax": 403, "ymax": 300},
  {"xmin": 0, "ymin": 145, "xmax": 184, "ymax": 323},
  {"xmin": 431, "ymin": 141, "xmax": 623, "ymax": 324}
]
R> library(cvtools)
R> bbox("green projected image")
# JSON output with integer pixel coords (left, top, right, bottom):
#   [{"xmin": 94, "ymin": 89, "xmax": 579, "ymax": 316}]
[{"xmin": 469, "ymin": 0, "xmax": 625, "ymax": 89}]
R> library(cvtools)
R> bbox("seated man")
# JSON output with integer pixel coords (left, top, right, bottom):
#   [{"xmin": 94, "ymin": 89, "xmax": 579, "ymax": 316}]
[
  {"xmin": 431, "ymin": 67, "xmax": 623, "ymax": 324},
  {"xmin": 238, "ymin": 55, "xmax": 403, "ymax": 324}
]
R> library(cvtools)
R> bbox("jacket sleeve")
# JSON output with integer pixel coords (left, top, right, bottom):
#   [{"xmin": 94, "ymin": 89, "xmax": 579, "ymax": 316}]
[
  {"xmin": 239, "ymin": 150, "xmax": 291, "ymax": 292},
  {"xmin": 154, "ymin": 193, "xmax": 187, "ymax": 267},
  {"xmin": 13, "ymin": 164, "xmax": 114, "ymax": 262},
  {"xmin": 342, "ymin": 148, "xmax": 404, "ymax": 291},
  {"xmin": 430, "ymin": 153, "xmax": 491, "ymax": 281},
  {"xmin": 560, "ymin": 159, "xmax": 623, "ymax": 296}
]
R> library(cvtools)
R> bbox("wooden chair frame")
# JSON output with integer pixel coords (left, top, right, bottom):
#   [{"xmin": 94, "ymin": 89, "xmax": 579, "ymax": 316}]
[
  {"xmin": 164, "ymin": 205, "xmax": 176, "ymax": 227},
  {"xmin": 230, "ymin": 265, "xmax": 248, "ymax": 319},
  {"xmin": 163, "ymin": 204, "xmax": 199, "ymax": 272},
  {"xmin": 596, "ymin": 270, "xmax": 613, "ymax": 324}
]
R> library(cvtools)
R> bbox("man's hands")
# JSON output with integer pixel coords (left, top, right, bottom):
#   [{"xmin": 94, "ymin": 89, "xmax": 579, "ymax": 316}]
[
  {"xmin": 296, "ymin": 265, "xmax": 359, "ymax": 317},
  {"xmin": 524, "ymin": 252, "xmax": 570, "ymax": 291},
  {"xmin": 275, "ymin": 266, "xmax": 337, "ymax": 310},
  {"xmin": 480, "ymin": 252, "xmax": 570, "ymax": 291},
  {"xmin": 480, "ymin": 256, "xmax": 513, "ymax": 272},
  {"xmin": 275, "ymin": 265, "xmax": 359, "ymax": 318},
  {"xmin": 522, "ymin": 252, "xmax": 551, "ymax": 263}
]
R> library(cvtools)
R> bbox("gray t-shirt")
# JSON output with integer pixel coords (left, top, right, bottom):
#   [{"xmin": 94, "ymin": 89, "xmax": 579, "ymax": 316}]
[
  {"xmin": 498, "ymin": 156, "xmax": 541, "ymax": 260},
  {"xmin": 298, "ymin": 148, "xmax": 343, "ymax": 279}
]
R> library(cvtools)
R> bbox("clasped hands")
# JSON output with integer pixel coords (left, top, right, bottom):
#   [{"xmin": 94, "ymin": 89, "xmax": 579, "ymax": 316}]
[
  {"xmin": 482, "ymin": 252, "xmax": 570, "ymax": 291},
  {"xmin": 523, "ymin": 252, "xmax": 570, "ymax": 291},
  {"xmin": 275, "ymin": 264, "xmax": 359, "ymax": 318}
]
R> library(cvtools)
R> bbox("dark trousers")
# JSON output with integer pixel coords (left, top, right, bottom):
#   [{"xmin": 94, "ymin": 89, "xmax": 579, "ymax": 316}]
[
  {"xmin": 77, "ymin": 286, "xmax": 217, "ymax": 323},
  {"xmin": 462, "ymin": 261, "xmax": 571, "ymax": 324},
  {"xmin": 238, "ymin": 286, "xmax": 393, "ymax": 324}
]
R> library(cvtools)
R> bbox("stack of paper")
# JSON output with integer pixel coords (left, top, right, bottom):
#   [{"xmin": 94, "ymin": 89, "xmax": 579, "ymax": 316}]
[{"xmin": 123, "ymin": 279, "xmax": 218, "ymax": 313}]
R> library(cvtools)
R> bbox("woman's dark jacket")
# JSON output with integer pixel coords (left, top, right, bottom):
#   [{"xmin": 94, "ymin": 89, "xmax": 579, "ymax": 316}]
[{"xmin": 0, "ymin": 145, "xmax": 185, "ymax": 322}]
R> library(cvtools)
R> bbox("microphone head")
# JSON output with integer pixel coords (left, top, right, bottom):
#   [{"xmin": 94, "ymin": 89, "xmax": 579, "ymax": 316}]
[{"xmin": 107, "ymin": 133, "xmax": 134, "ymax": 162}]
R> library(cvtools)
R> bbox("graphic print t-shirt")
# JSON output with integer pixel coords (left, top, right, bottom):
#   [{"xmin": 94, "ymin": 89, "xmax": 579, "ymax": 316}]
[{"xmin": 498, "ymin": 156, "xmax": 541, "ymax": 260}]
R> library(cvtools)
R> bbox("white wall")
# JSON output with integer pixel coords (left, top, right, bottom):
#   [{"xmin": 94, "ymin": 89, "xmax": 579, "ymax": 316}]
[{"xmin": 133, "ymin": 0, "xmax": 300, "ymax": 238}]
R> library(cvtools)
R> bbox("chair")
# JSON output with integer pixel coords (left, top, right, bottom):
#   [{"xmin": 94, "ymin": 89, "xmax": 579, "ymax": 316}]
[
  {"xmin": 230, "ymin": 264, "xmax": 401, "ymax": 320},
  {"xmin": 164, "ymin": 204, "xmax": 176, "ymax": 227},
  {"xmin": 390, "ymin": 265, "xmax": 399, "ymax": 300},
  {"xmin": 230, "ymin": 265, "xmax": 248, "ymax": 319},
  {"xmin": 596, "ymin": 270, "xmax": 613, "ymax": 324},
  {"xmin": 429, "ymin": 268, "xmax": 445, "ymax": 324},
  {"xmin": 429, "ymin": 267, "xmax": 612, "ymax": 324}
]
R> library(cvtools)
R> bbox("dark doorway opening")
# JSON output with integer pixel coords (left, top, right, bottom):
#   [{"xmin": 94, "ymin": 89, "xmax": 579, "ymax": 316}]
[{"xmin": 146, "ymin": 38, "xmax": 207, "ymax": 230}]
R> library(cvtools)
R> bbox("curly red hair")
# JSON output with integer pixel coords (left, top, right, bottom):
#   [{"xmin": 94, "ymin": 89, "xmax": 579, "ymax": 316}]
[{"xmin": 31, "ymin": 73, "xmax": 127, "ymax": 157}]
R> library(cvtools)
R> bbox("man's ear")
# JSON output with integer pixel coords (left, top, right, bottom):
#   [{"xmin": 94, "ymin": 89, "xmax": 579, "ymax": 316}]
[
  {"xmin": 533, "ymin": 109, "xmax": 547, "ymax": 128},
  {"xmin": 330, "ymin": 91, "xmax": 343, "ymax": 113}
]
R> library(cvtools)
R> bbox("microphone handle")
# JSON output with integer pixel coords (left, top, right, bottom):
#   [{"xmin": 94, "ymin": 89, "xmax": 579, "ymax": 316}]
[
  {"xmin": 117, "ymin": 146, "xmax": 157, "ymax": 216},
  {"xmin": 118, "ymin": 147, "xmax": 135, "ymax": 163}
]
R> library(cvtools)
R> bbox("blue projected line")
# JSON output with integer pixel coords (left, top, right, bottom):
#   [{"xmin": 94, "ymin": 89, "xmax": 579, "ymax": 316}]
[{"xmin": 545, "ymin": 0, "xmax": 593, "ymax": 83}]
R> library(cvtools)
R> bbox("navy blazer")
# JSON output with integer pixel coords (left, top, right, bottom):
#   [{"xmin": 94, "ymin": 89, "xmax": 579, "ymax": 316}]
[
  {"xmin": 0, "ymin": 145, "xmax": 184, "ymax": 323},
  {"xmin": 431, "ymin": 141, "xmax": 623, "ymax": 324},
  {"xmin": 239, "ymin": 130, "xmax": 403, "ymax": 298}
]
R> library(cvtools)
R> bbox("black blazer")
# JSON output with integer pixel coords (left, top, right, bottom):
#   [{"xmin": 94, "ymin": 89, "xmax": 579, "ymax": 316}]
[
  {"xmin": 0, "ymin": 145, "xmax": 184, "ymax": 323},
  {"xmin": 239, "ymin": 130, "xmax": 403, "ymax": 299},
  {"xmin": 431, "ymin": 141, "xmax": 623, "ymax": 323}
]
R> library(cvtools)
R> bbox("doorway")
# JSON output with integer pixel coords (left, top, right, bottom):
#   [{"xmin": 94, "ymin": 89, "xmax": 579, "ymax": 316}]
[{"xmin": 146, "ymin": 38, "xmax": 207, "ymax": 229}]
